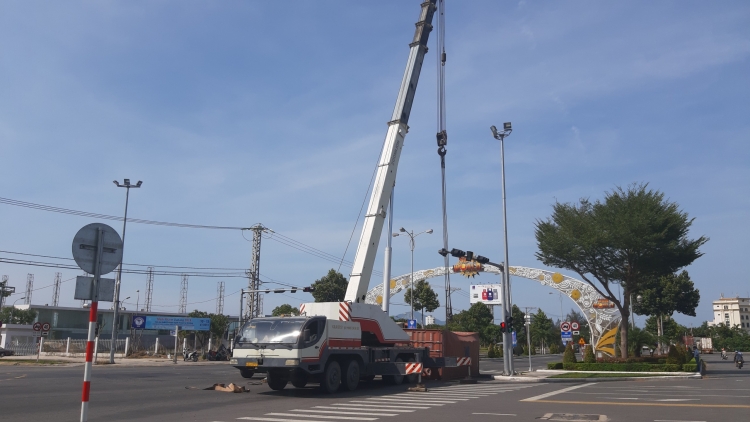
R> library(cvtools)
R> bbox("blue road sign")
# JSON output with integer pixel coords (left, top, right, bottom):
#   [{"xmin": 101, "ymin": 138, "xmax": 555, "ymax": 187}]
[
  {"xmin": 131, "ymin": 315, "xmax": 210, "ymax": 331},
  {"xmin": 512, "ymin": 331, "xmax": 517, "ymax": 347},
  {"xmin": 407, "ymin": 319, "xmax": 417, "ymax": 329},
  {"xmin": 561, "ymin": 330, "xmax": 573, "ymax": 344}
]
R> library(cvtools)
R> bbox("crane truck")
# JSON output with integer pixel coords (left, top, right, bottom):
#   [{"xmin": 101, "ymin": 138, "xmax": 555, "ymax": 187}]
[{"xmin": 230, "ymin": 0, "xmax": 455, "ymax": 393}]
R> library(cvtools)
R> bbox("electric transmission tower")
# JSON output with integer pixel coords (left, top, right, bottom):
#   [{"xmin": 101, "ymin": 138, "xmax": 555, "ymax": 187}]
[
  {"xmin": 25, "ymin": 274, "xmax": 33, "ymax": 305},
  {"xmin": 144, "ymin": 266, "xmax": 154, "ymax": 312},
  {"xmin": 216, "ymin": 281, "xmax": 225, "ymax": 315},
  {"xmin": 52, "ymin": 272, "xmax": 61, "ymax": 307},
  {"xmin": 245, "ymin": 224, "xmax": 271, "ymax": 319},
  {"xmin": 1, "ymin": 275, "xmax": 8, "ymax": 309},
  {"xmin": 179, "ymin": 274, "xmax": 188, "ymax": 314}
]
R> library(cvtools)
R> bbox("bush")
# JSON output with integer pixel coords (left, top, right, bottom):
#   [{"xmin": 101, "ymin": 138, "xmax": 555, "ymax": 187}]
[
  {"xmin": 547, "ymin": 362, "xmax": 563, "ymax": 369},
  {"xmin": 563, "ymin": 343, "xmax": 578, "ymax": 364},
  {"xmin": 666, "ymin": 345, "xmax": 683, "ymax": 365},
  {"xmin": 562, "ymin": 362, "xmax": 682, "ymax": 372},
  {"xmin": 549, "ymin": 343, "xmax": 560, "ymax": 354},
  {"xmin": 584, "ymin": 345, "xmax": 596, "ymax": 363},
  {"xmin": 682, "ymin": 363, "xmax": 697, "ymax": 372}
]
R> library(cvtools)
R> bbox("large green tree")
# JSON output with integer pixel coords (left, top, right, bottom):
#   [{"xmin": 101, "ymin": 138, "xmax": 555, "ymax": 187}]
[
  {"xmin": 271, "ymin": 304, "xmax": 300, "ymax": 316},
  {"xmin": 0, "ymin": 306, "xmax": 37, "ymax": 324},
  {"xmin": 535, "ymin": 183, "xmax": 707, "ymax": 357},
  {"xmin": 311, "ymin": 269, "xmax": 348, "ymax": 302},
  {"xmin": 529, "ymin": 309, "xmax": 555, "ymax": 352},
  {"xmin": 404, "ymin": 280, "xmax": 440, "ymax": 327},
  {"xmin": 448, "ymin": 303, "xmax": 497, "ymax": 346}
]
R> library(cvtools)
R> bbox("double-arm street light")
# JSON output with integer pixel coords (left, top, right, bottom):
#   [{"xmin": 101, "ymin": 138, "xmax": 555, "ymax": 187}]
[
  {"xmin": 110, "ymin": 178, "xmax": 142, "ymax": 364},
  {"xmin": 491, "ymin": 122, "xmax": 514, "ymax": 375},
  {"xmin": 393, "ymin": 227, "xmax": 432, "ymax": 323}
]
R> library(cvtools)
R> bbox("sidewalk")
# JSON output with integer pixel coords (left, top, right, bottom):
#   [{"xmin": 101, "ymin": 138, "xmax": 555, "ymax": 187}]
[
  {"xmin": 487, "ymin": 369, "xmax": 702, "ymax": 383},
  {"xmin": 2, "ymin": 355, "xmax": 229, "ymax": 367}
]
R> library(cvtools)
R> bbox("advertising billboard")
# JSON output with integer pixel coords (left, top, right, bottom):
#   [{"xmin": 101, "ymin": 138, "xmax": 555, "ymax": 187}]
[{"xmin": 469, "ymin": 284, "xmax": 502, "ymax": 305}]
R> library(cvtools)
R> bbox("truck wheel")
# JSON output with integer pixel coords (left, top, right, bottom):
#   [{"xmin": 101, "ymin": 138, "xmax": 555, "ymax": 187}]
[
  {"xmin": 291, "ymin": 371, "xmax": 308, "ymax": 388},
  {"xmin": 320, "ymin": 361, "xmax": 341, "ymax": 394},
  {"xmin": 383, "ymin": 358, "xmax": 405, "ymax": 385},
  {"xmin": 239, "ymin": 368, "xmax": 255, "ymax": 378},
  {"xmin": 267, "ymin": 371, "xmax": 288, "ymax": 391},
  {"xmin": 343, "ymin": 360, "xmax": 360, "ymax": 391}
]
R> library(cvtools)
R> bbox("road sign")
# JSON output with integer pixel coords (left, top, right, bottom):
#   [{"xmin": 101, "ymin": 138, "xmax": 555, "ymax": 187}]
[
  {"xmin": 561, "ymin": 331, "xmax": 573, "ymax": 343},
  {"xmin": 131, "ymin": 316, "xmax": 210, "ymax": 331},
  {"xmin": 71, "ymin": 223, "xmax": 123, "ymax": 275},
  {"xmin": 41, "ymin": 322, "xmax": 51, "ymax": 332},
  {"xmin": 74, "ymin": 276, "xmax": 116, "ymax": 301},
  {"xmin": 578, "ymin": 338, "xmax": 585, "ymax": 346},
  {"xmin": 512, "ymin": 331, "xmax": 517, "ymax": 347},
  {"xmin": 573, "ymin": 330, "xmax": 580, "ymax": 335},
  {"xmin": 560, "ymin": 321, "xmax": 571, "ymax": 332},
  {"xmin": 33, "ymin": 322, "xmax": 42, "ymax": 331},
  {"xmin": 170, "ymin": 330, "xmax": 177, "ymax": 336},
  {"xmin": 407, "ymin": 319, "xmax": 417, "ymax": 329},
  {"xmin": 571, "ymin": 321, "xmax": 580, "ymax": 331},
  {"xmin": 32, "ymin": 331, "xmax": 41, "ymax": 337}
]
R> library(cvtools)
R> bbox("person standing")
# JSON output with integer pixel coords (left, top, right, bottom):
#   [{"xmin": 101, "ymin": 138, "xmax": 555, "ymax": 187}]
[{"xmin": 692, "ymin": 346, "xmax": 701, "ymax": 373}]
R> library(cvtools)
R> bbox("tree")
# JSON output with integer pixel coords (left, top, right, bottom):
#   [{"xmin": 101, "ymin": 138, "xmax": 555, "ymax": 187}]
[
  {"xmin": 185, "ymin": 310, "xmax": 210, "ymax": 349},
  {"xmin": 563, "ymin": 342, "xmax": 577, "ymax": 363},
  {"xmin": 512, "ymin": 305, "xmax": 526, "ymax": 336},
  {"xmin": 404, "ymin": 280, "xmax": 440, "ymax": 326},
  {"xmin": 311, "ymin": 269, "xmax": 348, "ymax": 302},
  {"xmin": 535, "ymin": 183, "xmax": 708, "ymax": 357},
  {"xmin": 645, "ymin": 315, "xmax": 686, "ymax": 346},
  {"xmin": 271, "ymin": 304, "xmax": 300, "ymax": 316},
  {"xmin": 0, "ymin": 307, "xmax": 37, "ymax": 324},
  {"xmin": 448, "ymin": 303, "xmax": 496, "ymax": 346},
  {"xmin": 209, "ymin": 313, "xmax": 230, "ymax": 348},
  {"xmin": 626, "ymin": 326, "xmax": 655, "ymax": 357},
  {"xmin": 529, "ymin": 309, "xmax": 554, "ymax": 352},
  {"xmin": 565, "ymin": 309, "xmax": 591, "ymax": 345}
]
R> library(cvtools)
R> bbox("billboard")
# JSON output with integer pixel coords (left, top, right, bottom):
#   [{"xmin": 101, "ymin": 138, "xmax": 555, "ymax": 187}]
[
  {"xmin": 469, "ymin": 284, "xmax": 502, "ymax": 305},
  {"xmin": 131, "ymin": 316, "xmax": 211, "ymax": 331}
]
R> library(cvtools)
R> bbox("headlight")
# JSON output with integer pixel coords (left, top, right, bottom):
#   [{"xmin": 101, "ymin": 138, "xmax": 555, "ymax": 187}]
[
  {"xmin": 285, "ymin": 359, "xmax": 299, "ymax": 366},
  {"xmin": 230, "ymin": 359, "xmax": 238, "ymax": 364}
]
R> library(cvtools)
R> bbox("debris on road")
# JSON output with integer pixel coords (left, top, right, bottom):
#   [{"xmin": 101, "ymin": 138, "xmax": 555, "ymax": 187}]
[{"xmin": 204, "ymin": 383, "xmax": 249, "ymax": 393}]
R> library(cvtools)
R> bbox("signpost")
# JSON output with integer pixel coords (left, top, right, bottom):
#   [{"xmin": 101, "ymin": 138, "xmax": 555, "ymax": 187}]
[
  {"xmin": 407, "ymin": 319, "xmax": 417, "ymax": 329},
  {"xmin": 71, "ymin": 223, "xmax": 123, "ymax": 422},
  {"xmin": 560, "ymin": 321, "xmax": 572, "ymax": 345}
]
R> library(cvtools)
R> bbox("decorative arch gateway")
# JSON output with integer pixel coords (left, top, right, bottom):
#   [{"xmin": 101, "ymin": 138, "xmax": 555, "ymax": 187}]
[{"xmin": 365, "ymin": 264, "xmax": 621, "ymax": 356}]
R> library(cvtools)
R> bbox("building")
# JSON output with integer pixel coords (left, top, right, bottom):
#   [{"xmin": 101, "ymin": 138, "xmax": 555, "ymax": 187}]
[
  {"xmin": 710, "ymin": 296, "xmax": 750, "ymax": 333},
  {"xmin": 425, "ymin": 315, "xmax": 436, "ymax": 326}
]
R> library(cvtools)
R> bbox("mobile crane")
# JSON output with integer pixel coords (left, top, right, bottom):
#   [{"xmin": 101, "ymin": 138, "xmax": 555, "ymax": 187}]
[{"xmin": 230, "ymin": 1, "xmax": 454, "ymax": 393}]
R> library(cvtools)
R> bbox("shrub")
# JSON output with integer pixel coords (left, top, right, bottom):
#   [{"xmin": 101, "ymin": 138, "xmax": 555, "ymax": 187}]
[
  {"xmin": 486, "ymin": 344, "xmax": 495, "ymax": 358},
  {"xmin": 682, "ymin": 363, "xmax": 697, "ymax": 372},
  {"xmin": 547, "ymin": 362, "xmax": 563, "ymax": 369},
  {"xmin": 563, "ymin": 343, "xmax": 577, "ymax": 364},
  {"xmin": 562, "ymin": 362, "xmax": 682, "ymax": 372},
  {"xmin": 584, "ymin": 345, "xmax": 596, "ymax": 363},
  {"xmin": 666, "ymin": 345, "xmax": 683, "ymax": 365},
  {"xmin": 549, "ymin": 343, "xmax": 560, "ymax": 354}
]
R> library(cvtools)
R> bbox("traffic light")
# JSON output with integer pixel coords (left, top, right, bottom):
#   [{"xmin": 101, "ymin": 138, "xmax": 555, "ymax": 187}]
[
  {"xmin": 475, "ymin": 255, "xmax": 490, "ymax": 264},
  {"xmin": 449, "ymin": 248, "xmax": 465, "ymax": 258},
  {"xmin": 303, "ymin": 287, "xmax": 314, "ymax": 293},
  {"xmin": 499, "ymin": 321, "xmax": 508, "ymax": 332},
  {"xmin": 438, "ymin": 248, "xmax": 449, "ymax": 257},
  {"xmin": 465, "ymin": 251, "xmax": 474, "ymax": 261},
  {"xmin": 506, "ymin": 316, "xmax": 514, "ymax": 331}
]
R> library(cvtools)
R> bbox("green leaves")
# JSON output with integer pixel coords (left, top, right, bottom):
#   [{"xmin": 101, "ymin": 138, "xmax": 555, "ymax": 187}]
[
  {"xmin": 0, "ymin": 306, "xmax": 37, "ymax": 324},
  {"xmin": 636, "ymin": 270, "xmax": 700, "ymax": 318},
  {"xmin": 271, "ymin": 304, "xmax": 300, "ymax": 316},
  {"xmin": 404, "ymin": 279, "xmax": 440, "ymax": 316},
  {"xmin": 311, "ymin": 269, "xmax": 348, "ymax": 303}
]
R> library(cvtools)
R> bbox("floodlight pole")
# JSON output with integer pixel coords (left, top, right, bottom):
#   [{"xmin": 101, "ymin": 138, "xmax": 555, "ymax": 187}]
[
  {"xmin": 109, "ymin": 179, "xmax": 142, "ymax": 363},
  {"xmin": 491, "ymin": 123, "xmax": 514, "ymax": 375}
]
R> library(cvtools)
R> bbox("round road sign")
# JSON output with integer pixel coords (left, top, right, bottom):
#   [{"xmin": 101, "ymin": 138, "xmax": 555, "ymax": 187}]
[
  {"xmin": 571, "ymin": 321, "xmax": 580, "ymax": 330},
  {"xmin": 72, "ymin": 223, "xmax": 123, "ymax": 275},
  {"xmin": 33, "ymin": 322, "xmax": 42, "ymax": 331},
  {"xmin": 42, "ymin": 322, "xmax": 51, "ymax": 332},
  {"xmin": 560, "ymin": 321, "xmax": 571, "ymax": 332}
]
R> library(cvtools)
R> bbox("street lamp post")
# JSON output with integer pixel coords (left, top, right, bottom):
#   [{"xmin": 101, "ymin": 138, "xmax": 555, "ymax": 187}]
[
  {"xmin": 550, "ymin": 291, "xmax": 564, "ymax": 321},
  {"xmin": 135, "ymin": 290, "xmax": 140, "ymax": 313},
  {"xmin": 491, "ymin": 122, "xmax": 514, "ymax": 375},
  {"xmin": 110, "ymin": 178, "xmax": 142, "ymax": 364},
  {"xmin": 393, "ymin": 228, "xmax": 433, "ymax": 324}
]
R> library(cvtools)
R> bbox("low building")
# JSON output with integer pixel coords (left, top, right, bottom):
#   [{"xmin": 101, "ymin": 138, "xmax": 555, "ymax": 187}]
[
  {"xmin": 425, "ymin": 315, "xmax": 436, "ymax": 326},
  {"xmin": 710, "ymin": 296, "xmax": 750, "ymax": 333}
]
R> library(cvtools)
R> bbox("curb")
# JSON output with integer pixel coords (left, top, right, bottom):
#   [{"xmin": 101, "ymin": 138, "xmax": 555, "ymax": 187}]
[{"xmin": 491, "ymin": 374, "xmax": 703, "ymax": 383}]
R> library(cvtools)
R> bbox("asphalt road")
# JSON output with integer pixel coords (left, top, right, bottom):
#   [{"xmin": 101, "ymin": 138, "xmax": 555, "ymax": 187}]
[
  {"xmin": 480, "ymin": 353, "xmax": 563, "ymax": 374},
  {"xmin": 0, "ymin": 353, "xmax": 747, "ymax": 422}
]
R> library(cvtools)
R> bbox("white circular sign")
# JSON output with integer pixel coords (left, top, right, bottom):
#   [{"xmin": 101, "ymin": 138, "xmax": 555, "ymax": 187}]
[
  {"xmin": 571, "ymin": 321, "xmax": 580, "ymax": 330},
  {"xmin": 72, "ymin": 223, "xmax": 123, "ymax": 275},
  {"xmin": 33, "ymin": 322, "xmax": 42, "ymax": 331},
  {"xmin": 42, "ymin": 322, "xmax": 51, "ymax": 331},
  {"xmin": 561, "ymin": 321, "xmax": 571, "ymax": 332}
]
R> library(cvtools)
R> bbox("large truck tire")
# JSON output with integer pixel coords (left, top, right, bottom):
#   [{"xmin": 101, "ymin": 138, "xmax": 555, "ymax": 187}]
[
  {"xmin": 320, "ymin": 361, "xmax": 342, "ymax": 394},
  {"xmin": 266, "ymin": 371, "xmax": 288, "ymax": 391},
  {"xmin": 291, "ymin": 371, "xmax": 308, "ymax": 388},
  {"xmin": 383, "ymin": 357, "xmax": 405, "ymax": 385},
  {"xmin": 343, "ymin": 360, "xmax": 360, "ymax": 391},
  {"xmin": 239, "ymin": 368, "xmax": 255, "ymax": 379}
]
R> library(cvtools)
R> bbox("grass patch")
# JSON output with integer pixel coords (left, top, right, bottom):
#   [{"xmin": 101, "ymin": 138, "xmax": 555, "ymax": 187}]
[
  {"xmin": 549, "ymin": 372, "xmax": 666, "ymax": 379},
  {"xmin": 0, "ymin": 359, "xmax": 69, "ymax": 365}
]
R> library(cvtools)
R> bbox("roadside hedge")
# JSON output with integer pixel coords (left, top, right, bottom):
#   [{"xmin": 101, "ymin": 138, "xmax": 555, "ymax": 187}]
[
  {"xmin": 547, "ymin": 362, "xmax": 564, "ymax": 369},
  {"xmin": 561, "ymin": 362, "xmax": 683, "ymax": 372}
]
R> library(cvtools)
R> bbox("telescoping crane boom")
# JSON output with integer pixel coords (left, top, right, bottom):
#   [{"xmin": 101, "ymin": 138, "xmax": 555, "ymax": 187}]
[{"xmin": 230, "ymin": 1, "xmax": 457, "ymax": 394}]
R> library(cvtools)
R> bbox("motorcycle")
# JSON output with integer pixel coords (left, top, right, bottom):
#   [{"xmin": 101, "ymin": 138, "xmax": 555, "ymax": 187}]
[
  {"xmin": 182, "ymin": 349, "xmax": 199, "ymax": 362},
  {"xmin": 721, "ymin": 353, "xmax": 728, "ymax": 360},
  {"xmin": 737, "ymin": 360, "xmax": 744, "ymax": 369},
  {"xmin": 208, "ymin": 344, "xmax": 229, "ymax": 361}
]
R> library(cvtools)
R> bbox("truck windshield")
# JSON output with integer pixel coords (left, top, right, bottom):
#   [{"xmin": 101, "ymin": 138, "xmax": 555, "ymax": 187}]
[{"xmin": 239, "ymin": 318, "xmax": 306, "ymax": 344}]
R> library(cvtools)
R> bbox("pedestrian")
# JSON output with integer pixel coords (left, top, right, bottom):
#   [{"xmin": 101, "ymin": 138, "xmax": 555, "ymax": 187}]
[{"xmin": 692, "ymin": 346, "xmax": 701, "ymax": 372}]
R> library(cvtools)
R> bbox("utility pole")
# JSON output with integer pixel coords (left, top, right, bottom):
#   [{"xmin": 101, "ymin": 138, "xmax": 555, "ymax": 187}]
[
  {"xmin": 179, "ymin": 274, "xmax": 188, "ymax": 314},
  {"xmin": 524, "ymin": 306, "xmax": 538, "ymax": 372},
  {"xmin": 52, "ymin": 272, "xmax": 61, "ymax": 307},
  {"xmin": 216, "ymin": 281, "xmax": 225, "ymax": 315},
  {"xmin": 0, "ymin": 275, "xmax": 8, "ymax": 309},
  {"xmin": 144, "ymin": 266, "xmax": 154, "ymax": 312},
  {"xmin": 25, "ymin": 274, "xmax": 33, "ymax": 305},
  {"xmin": 244, "ymin": 224, "xmax": 271, "ymax": 320}
]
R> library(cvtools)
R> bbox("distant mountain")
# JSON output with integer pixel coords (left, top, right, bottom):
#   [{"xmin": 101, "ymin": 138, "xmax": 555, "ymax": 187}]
[{"xmin": 393, "ymin": 311, "xmax": 445, "ymax": 326}]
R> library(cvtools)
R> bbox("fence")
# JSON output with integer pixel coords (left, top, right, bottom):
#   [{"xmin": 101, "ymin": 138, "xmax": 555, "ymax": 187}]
[
  {"xmin": 4, "ymin": 342, "xmax": 38, "ymax": 356},
  {"xmin": 5, "ymin": 338, "xmax": 128, "ymax": 357}
]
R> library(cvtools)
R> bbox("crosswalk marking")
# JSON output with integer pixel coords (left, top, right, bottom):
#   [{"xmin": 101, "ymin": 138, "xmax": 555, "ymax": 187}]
[
  {"xmin": 265, "ymin": 413, "xmax": 378, "ymax": 421},
  {"xmin": 312, "ymin": 406, "xmax": 409, "ymax": 414},
  {"xmin": 401, "ymin": 392, "xmax": 490, "ymax": 398},
  {"xmin": 361, "ymin": 397, "xmax": 453, "ymax": 404},
  {"xmin": 237, "ymin": 418, "xmax": 334, "ymax": 422},
  {"xmin": 343, "ymin": 402, "xmax": 431, "ymax": 410},
  {"xmin": 392, "ymin": 393, "xmax": 470, "ymax": 400},
  {"xmin": 295, "ymin": 409, "xmax": 403, "ymax": 416},
  {"xmin": 328, "ymin": 403, "xmax": 420, "ymax": 413}
]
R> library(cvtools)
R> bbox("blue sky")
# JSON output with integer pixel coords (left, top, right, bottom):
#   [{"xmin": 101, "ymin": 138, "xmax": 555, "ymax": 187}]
[{"xmin": 1, "ymin": 1, "xmax": 748, "ymax": 328}]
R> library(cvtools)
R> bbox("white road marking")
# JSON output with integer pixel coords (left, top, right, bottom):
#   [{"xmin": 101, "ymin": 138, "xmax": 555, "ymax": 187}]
[
  {"xmin": 295, "ymin": 409, "xmax": 401, "ymax": 416},
  {"xmin": 402, "ymin": 393, "xmax": 487, "ymax": 398},
  {"xmin": 392, "ymin": 393, "xmax": 470, "ymax": 400},
  {"xmin": 362, "ymin": 398, "xmax": 451, "ymax": 404},
  {"xmin": 314, "ymin": 406, "xmax": 413, "ymax": 413},
  {"xmin": 521, "ymin": 383, "xmax": 594, "ymax": 402},
  {"xmin": 654, "ymin": 420, "xmax": 707, "ymax": 422},
  {"xmin": 472, "ymin": 413, "xmax": 516, "ymax": 416},
  {"xmin": 265, "ymin": 413, "xmax": 378, "ymax": 421},
  {"xmin": 351, "ymin": 400, "xmax": 445, "ymax": 409},
  {"xmin": 655, "ymin": 399, "xmax": 699, "ymax": 402},
  {"xmin": 335, "ymin": 403, "xmax": 425, "ymax": 410},
  {"xmin": 238, "ymin": 418, "xmax": 334, "ymax": 422}
]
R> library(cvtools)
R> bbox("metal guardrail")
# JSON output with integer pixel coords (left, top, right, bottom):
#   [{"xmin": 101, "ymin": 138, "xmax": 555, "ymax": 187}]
[{"xmin": 4, "ymin": 343, "xmax": 38, "ymax": 356}]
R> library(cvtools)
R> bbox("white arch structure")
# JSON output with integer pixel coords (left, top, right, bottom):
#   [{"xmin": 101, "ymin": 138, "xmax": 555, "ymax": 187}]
[{"xmin": 365, "ymin": 264, "xmax": 620, "ymax": 355}]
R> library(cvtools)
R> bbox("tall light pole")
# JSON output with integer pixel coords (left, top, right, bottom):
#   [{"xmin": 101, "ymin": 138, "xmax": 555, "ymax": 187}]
[
  {"xmin": 110, "ymin": 178, "xmax": 142, "ymax": 364},
  {"xmin": 136, "ymin": 290, "xmax": 140, "ymax": 313},
  {"xmin": 491, "ymin": 122, "xmax": 514, "ymax": 375},
  {"xmin": 550, "ymin": 291, "xmax": 564, "ymax": 322},
  {"xmin": 393, "ymin": 227, "xmax": 433, "ymax": 324}
]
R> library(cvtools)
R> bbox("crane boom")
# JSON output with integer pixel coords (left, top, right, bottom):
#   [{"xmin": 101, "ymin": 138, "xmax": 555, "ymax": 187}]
[{"xmin": 345, "ymin": 0, "xmax": 437, "ymax": 303}]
